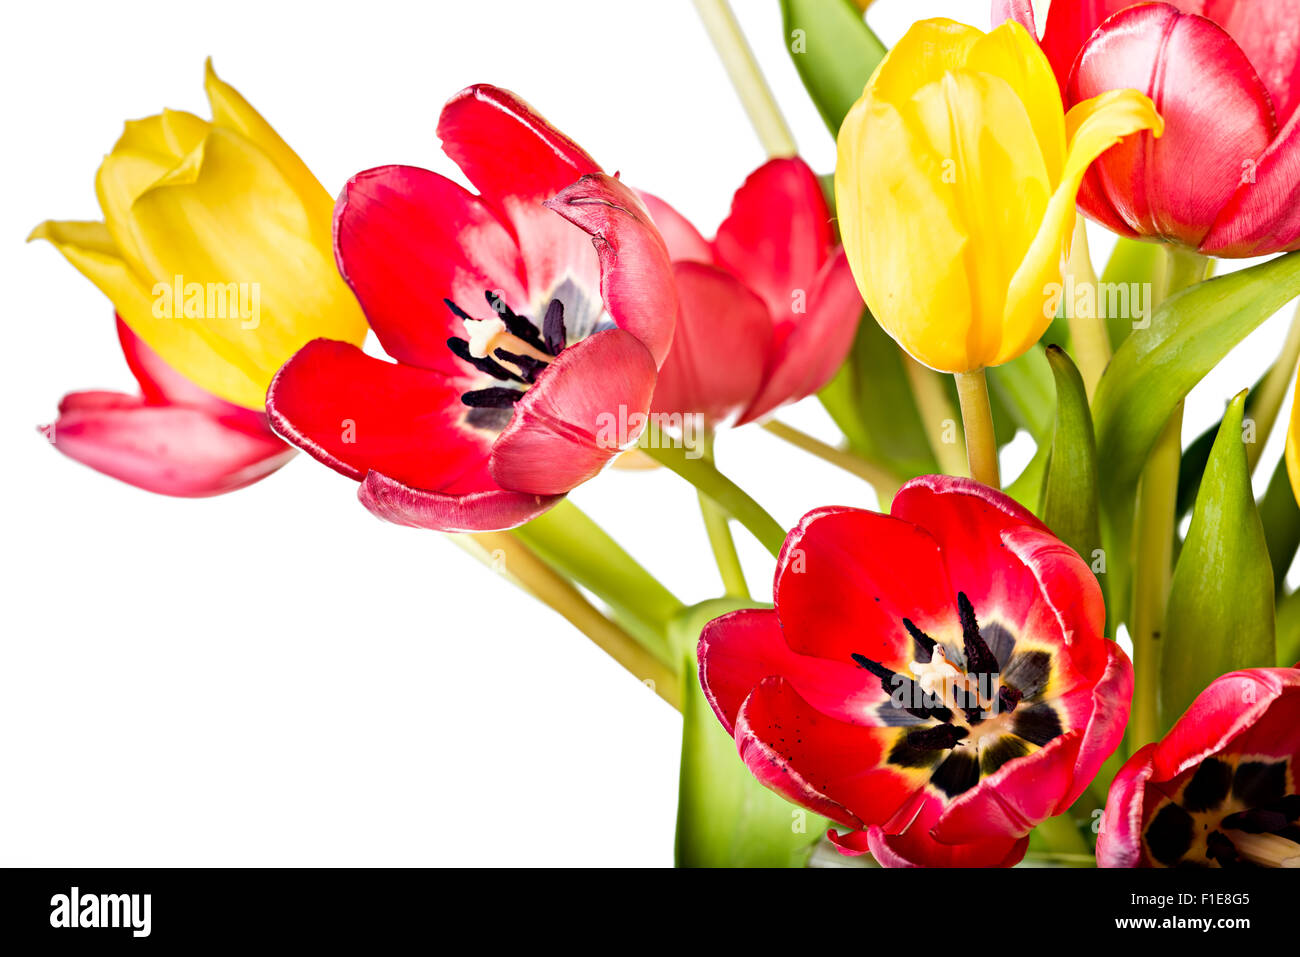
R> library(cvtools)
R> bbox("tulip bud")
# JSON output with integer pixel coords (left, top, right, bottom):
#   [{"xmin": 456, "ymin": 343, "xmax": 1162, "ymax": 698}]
[
  {"xmin": 31, "ymin": 60, "xmax": 366, "ymax": 410},
  {"xmin": 835, "ymin": 19, "xmax": 1161, "ymax": 373}
]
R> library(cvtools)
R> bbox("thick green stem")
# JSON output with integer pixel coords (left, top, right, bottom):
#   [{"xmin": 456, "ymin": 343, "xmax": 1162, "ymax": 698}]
[
  {"xmin": 1246, "ymin": 300, "xmax": 1300, "ymax": 474},
  {"xmin": 761, "ymin": 419, "xmax": 901, "ymax": 503},
  {"xmin": 457, "ymin": 532, "xmax": 681, "ymax": 710},
  {"xmin": 903, "ymin": 356, "xmax": 969, "ymax": 477},
  {"xmin": 954, "ymin": 369, "xmax": 1001, "ymax": 488},
  {"xmin": 513, "ymin": 500, "xmax": 683, "ymax": 667},
  {"xmin": 643, "ymin": 426, "xmax": 787, "ymax": 558},
  {"xmin": 1129, "ymin": 246, "xmax": 1210, "ymax": 746},
  {"xmin": 1064, "ymin": 217, "xmax": 1110, "ymax": 400},
  {"xmin": 692, "ymin": 0, "xmax": 797, "ymax": 158}
]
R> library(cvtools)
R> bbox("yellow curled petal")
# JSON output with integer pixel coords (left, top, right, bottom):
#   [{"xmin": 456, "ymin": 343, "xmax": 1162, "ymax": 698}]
[
  {"xmin": 867, "ymin": 17, "xmax": 983, "ymax": 107},
  {"xmin": 1288, "ymin": 364, "xmax": 1300, "ymax": 509},
  {"xmin": 127, "ymin": 127, "xmax": 366, "ymax": 408},
  {"xmin": 836, "ymin": 93, "xmax": 975, "ymax": 373},
  {"xmin": 203, "ymin": 59, "xmax": 332, "ymax": 224},
  {"xmin": 28, "ymin": 219, "xmax": 264, "ymax": 403},
  {"xmin": 997, "ymin": 87, "xmax": 1162, "ymax": 367}
]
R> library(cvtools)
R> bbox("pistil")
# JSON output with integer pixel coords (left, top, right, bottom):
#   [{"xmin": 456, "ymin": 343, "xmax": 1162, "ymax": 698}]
[{"xmin": 1221, "ymin": 829, "xmax": 1300, "ymax": 868}]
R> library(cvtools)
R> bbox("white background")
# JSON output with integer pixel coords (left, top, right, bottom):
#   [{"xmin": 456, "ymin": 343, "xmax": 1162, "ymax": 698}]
[{"xmin": 1, "ymin": 0, "xmax": 1293, "ymax": 866}]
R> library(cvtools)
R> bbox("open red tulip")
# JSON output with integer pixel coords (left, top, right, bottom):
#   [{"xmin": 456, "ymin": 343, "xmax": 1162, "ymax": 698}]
[
  {"xmin": 639, "ymin": 158, "xmax": 861, "ymax": 427},
  {"xmin": 41, "ymin": 316, "xmax": 293, "ymax": 496},
  {"xmin": 995, "ymin": 0, "xmax": 1300, "ymax": 256},
  {"xmin": 266, "ymin": 85, "xmax": 677, "ymax": 532},
  {"xmin": 698, "ymin": 476, "xmax": 1131, "ymax": 867},
  {"xmin": 1098, "ymin": 666, "xmax": 1300, "ymax": 868}
]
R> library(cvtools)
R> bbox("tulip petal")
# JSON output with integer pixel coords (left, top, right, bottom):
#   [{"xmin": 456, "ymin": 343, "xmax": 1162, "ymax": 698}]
[
  {"xmin": 1059, "ymin": 640, "xmax": 1134, "ymax": 810},
  {"xmin": 867, "ymin": 17, "xmax": 984, "ymax": 108},
  {"xmin": 773, "ymin": 504, "xmax": 956, "ymax": 666},
  {"xmin": 333, "ymin": 164, "xmax": 528, "ymax": 372},
  {"xmin": 737, "ymin": 248, "xmax": 862, "ymax": 424},
  {"xmin": 1001, "ymin": 86, "xmax": 1162, "ymax": 367},
  {"xmin": 437, "ymin": 84, "xmax": 601, "ymax": 300},
  {"xmin": 544, "ymin": 173, "xmax": 677, "ymax": 367},
  {"xmin": 864, "ymin": 792, "xmax": 1029, "ymax": 867},
  {"xmin": 1067, "ymin": 3, "xmax": 1274, "ymax": 248},
  {"xmin": 1036, "ymin": 0, "xmax": 1141, "ymax": 92},
  {"xmin": 266, "ymin": 338, "xmax": 493, "ymax": 492},
  {"xmin": 1202, "ymin": 0, "xmax": 1300, "ymax": 125},
  {"xmin": 1201, "ymin": 106, "xmax": 1300, "ymax": 256},
  {"xmin": 489, "ymin": 329, "xmax": 657, "ymax": 496},
  {"xmin": 697, "ymin": 608, "xmax": 888, "ymax": 736},
  {"xmin": 1096, "ymin": 744, "xmax": 1157, "ymax": 868},
  {"xmin": 712, "ymin": 158, "xmax": 833, "ymax": 322},
  {"xmin": 43, "ymin": 393, "xmax": 292, "ymax": 497},
  {"xmin": 357, "ymin": 470, "xmax": 561, "ymax": 533},
  {"xmin": 650, "ymin": 262, "xmax": 770, "ymax": 426},
  {"xmin": 636, "ymin": 190, "xmax": 714, "ymax": 263}
]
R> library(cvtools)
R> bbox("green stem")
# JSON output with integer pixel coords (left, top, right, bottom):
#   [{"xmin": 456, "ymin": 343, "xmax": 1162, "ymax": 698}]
[
  {"xmin": 954, "ymin": 369, "xmax": 1001, "ymax": 488},
  {"xmin": 513, "ymin": 500, "xmax": 684, "ymax": 668},
  {"xmin": 1130, "ymin": 245, "xmax": 1210, "ymax": 746},
  {"xmin": 903, "ymin": 355, "xmax": 969, "ymax": 477},
  {"xmin": 457, "ymin": 532, "xmax": 681, "ymax": 710},
  {"xmin": 1246, "ymin": 300, "xmax": 1300, "ymax": 474},
  {"xmin": 697, "ymin": 434, "xmax": 751, "ymax": 598},
  {"xmin": 642, "ymin": 425, "xmax": 787, "ymax": 558},
  {"xmin": 1064, "ymin": 217, "xmax": 1110, "ymax": 400},
  {"xmin": 762, "ymin": 419, "xmax": 902, "ymax": 503},
  {"xmin": 1032, "ymin": 811, "xmax": 1093, "ymax": 858},
  {"xmin": 692, "ymin": 0, "xmax": 797, "ymax": 158}
]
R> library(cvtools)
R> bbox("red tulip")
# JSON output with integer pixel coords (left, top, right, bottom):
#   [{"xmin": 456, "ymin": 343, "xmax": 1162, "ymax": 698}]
[
  {"xmin": 639, "ymin": 158, "xmax": 862, "ymax": 427},
  {"xmin": 697, "ymin": 476, "xmax": 1131, "ymax": 867},
  {"xmin": 1098, "ymin": 666, "xmax": 1300, "ymax": 868},
  {"xmin": 266, "ymin": 85, "xmax": 677, "ymax": 532},
  {"xmin": 995, "ymin": 0, "xmax": 1300, "ymax": 256},
  {"xmin": 42, "ymin": 316, "xmax": 292, "ymax": 496}
]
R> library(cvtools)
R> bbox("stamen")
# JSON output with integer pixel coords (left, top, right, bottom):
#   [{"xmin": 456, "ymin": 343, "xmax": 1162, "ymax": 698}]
[
  {"xmin": 901, "ymin": 618, "xmax": 936, "ymax": 662},
  {"xmin": 485, "ymin": 291, "xmax": 548, "ymax": 352},
  {"xmin": 1221, "ymin": 807, "xmax": 1290, "ymax": 834},
  {"xmin": 461, "ymin": 387, "xmax": 524, "ymax": 408},
  {"xmin": 543, "ymin": 298, "xmax": 567, "ymax": 355},
  {"xmin": 905, "ymin": 723, "xmax": 968, "ymax": 751},
  {"xmin": 851, "ymin": 653, "xmax": 953, "ymax": 723},
  {"xmin": 957, "ymin": 591, "xmax": 998, "ymax": 678},
  {"xmin": 447, "ymin": 337, "xmax": 525, "ymax": 383},
  {"xmin": 1221, "ymin": 829, "xmax": 1300, "ymax": 868},
  {"xmin": 493, "ymin": 348, "xmax": 548, "ymax": 384},
  {"xmin": 996, "ymin": 685, "xmax": 1022, "ymax": 715}
]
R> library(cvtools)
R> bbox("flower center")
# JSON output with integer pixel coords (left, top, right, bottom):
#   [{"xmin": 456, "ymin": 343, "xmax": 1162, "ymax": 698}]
[{"xmin": 444, "ymin": 291, "xmax": 568, "ymax": 413}]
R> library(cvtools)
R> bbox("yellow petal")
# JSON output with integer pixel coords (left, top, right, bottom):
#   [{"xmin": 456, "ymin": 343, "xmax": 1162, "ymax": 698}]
[
  {"xmin": 998, "ymin": 88, "xmax": 1161, "ymax": 366},
  {"xmin": 28, "ymin": 219, "xmax": 264, "ymax": 404},
  {"xmin": 1288, "ymin": 364, "xmax": 1300, "ymax": 509},
  {"xmin": 908, "ymin": 69, "xmax": 1052, "ymax": 368},
  {"xmin": 867, "ymin": 18, "xmax": 983, "ymax": 107},
  {"xmin": 836, "ymin": 93, "xmax": 975, "ymax": 373},
  {"xmin": 965, "ymin": 21, "xmax": 1066, "ymax": 183},
  {"xmin": 126, "ymin": 127, "xmax": 366, "ymax": 407},
  {"xmin": 203, "ymin": 59, "xmax": 332, "ymax": 224}
]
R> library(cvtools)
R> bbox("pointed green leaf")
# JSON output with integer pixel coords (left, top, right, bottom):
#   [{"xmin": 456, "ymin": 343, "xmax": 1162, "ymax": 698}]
[
  {"xmin": 1275, "ymin": 588, "xmax": 1300, "ymax": 667},
  {"xmin": 779, "ymin": 0, "xmax": 886, "ymax": 136},
  {"xmin": 1041, "ymin": 347, "xmax": 1102, "ymax": 568},
  {"xmin": 1161, "ymin": 392, "xmax": 1275, "ymax": 732},
  {"xmin": 672, "ymin": 599, "xmax": 826, "ymax": 868},
  {"xmin": 1259, "ymin": 450, "xmax": 1300, "ymax": 597}
]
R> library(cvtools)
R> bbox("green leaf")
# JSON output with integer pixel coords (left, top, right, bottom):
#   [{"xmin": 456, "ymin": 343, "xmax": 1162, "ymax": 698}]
[
  {"xmin": 1099, "ymin": 236, "xmax": 1164, "ymax": 352},
  {"xmin": 818, "ymin": 311, "xmax": 938, "ymax": 478},
  {"xmin": 672, "ymin": 599, "xmax": 825, "ymax": 868},
  {"xmin": 779, "ymin": 0, "xmax": 886, "ymax": 136},
  {"xmin": 1041, "ymin": 347, "xmax": 1102, "ymax": 568},
  {"xmin": 1259, "ymin": 450, "xmax": 1300, "ymax": 596},
  {"xmin": 987, "ymin": 343, "xmax": 1056, "ymax": 441},
  {"xmin": 1175, "ymin": 369, "xmax": 1268, "ymax": 520},
  {"xmin": 1161, "ymin": 392, "xmax": 1275, "ymax": 732},
  {"xmin": 1092, "ymin": 250, "xmax": 1300, "ymax": 627},
  {"xmin": 1276, "ymin": 588, "xmax": 1300, "ymax": 667}
]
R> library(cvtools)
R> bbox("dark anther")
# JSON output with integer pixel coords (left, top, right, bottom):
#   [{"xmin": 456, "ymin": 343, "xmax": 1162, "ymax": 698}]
[
  {"xmin": 485, "ymin": 291, "xmax": 548, "ymax": 352},
  {"xmin": 851, "ymin": 653, "xmax": 952, "ymax": 723},
  {"xmin": 1205, "ymin": 830, "xmax": 1240, "ymax": 867},
  {"xmin": 906, "ymin": 723, "xmax": 969, "ymax": 751},
  {"xmin": 447, "ymin": 337, "xmax": 525, "ymax": 384},
  {"xmin": 543, "ymin": 299, "xmax": 567, "ymax": 355},
  {"xmin": 1220, "ymin": 807, "xmax": 1290, "ymax": 835},
  {"xmin": 493, "ymin": 348, "xmax": 548, "ymax": 384},
  {"xmin": 461, "ymin": 387, "xmax": 524, "ymax": 408},
  {"xmin": 957, "ymin": 591, "xmax": 999, "ymax": 678},
  {"xmin": 996, "ymin": 684, "xmax": 1022, "ymax": 715},
  {"xmin": 901, "ymin": 618, "xmax": 936, "ymax": 662},
  {"xmin": 444, "ymin": 297, "xmax": 474, "ymax": 322}
]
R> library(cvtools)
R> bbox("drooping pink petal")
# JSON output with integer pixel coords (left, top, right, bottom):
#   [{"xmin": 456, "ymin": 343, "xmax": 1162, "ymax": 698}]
[
  {"xmin": 733, "ymin": 677, "xmax": 925, "ymax": 831},
  {"xmin": 43, "ymin": 393, "xmax": 292, "ymax": 497},
  {"xmin": 1200, "ymin": 106, "xmax": 1300, "ymax": 256},
  {"xmin": 266, "ymin": 338, "xmax": 492, "ymax": 491},
  {"xmin": 736, "ymin": 248, "xmax": 862, "ymax": 425},
  {"xmin": 636, "ymin": 190, "xmax": 715, "ymax": 263},
  {"xmin": 772, "ymin": 505, "xmax": 955, "ymax": 666},
  {"xmin": 333, "ymin": 165, "xmax": 527, "ymax": 373},
  {"xmin": 357, "ymin": 469, "xmax": 561, "ymax": 533},
  {"xmin": 544, "ymin": 173, "xmax": 677, "ymax": 367},
  {"xmin": 650, "ymin": 262, "xmax": 770, "ymax": 427},
  {"xmin": 697, "ymin": 607, "xmax": 887, "ymax": 736},
  {"xmin": 1067, "ymin": 3, "xmax": 1276, "ymax": 247},
  {"xmin": 1096, "ymin": 744, "xmax": 1157, "ymax": 868},
  {"xmin": 488, "ymin": 329, "xmax": 657, "ymax": 496},
  {"xmin": 712, "ymin": 158, "xmax": 833, "ymax": 323},
  {"xmin": 437, "ymin": 84, "xmax": 602, "ymax": 300},
  {"xmin": 861, "ymin": 792, "xmax": 1030, "ymax": 867},
  {"xmin": 1060, "ymin": 640, "xmax": 1134, "ymax": 809},
  {"xmin": 1203, "ymin": 0, "xmax": 1300, "ymax": 125}
]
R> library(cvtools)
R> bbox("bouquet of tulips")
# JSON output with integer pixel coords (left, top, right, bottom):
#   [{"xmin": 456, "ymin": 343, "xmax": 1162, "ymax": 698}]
[{"xmin": 32, "ymin": 0, "xmax": 1300, "ymax": 869}]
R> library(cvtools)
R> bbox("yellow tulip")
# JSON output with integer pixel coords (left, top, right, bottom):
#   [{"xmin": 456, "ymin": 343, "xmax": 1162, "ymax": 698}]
[
  {"xmin": 1287, "ymin": 364, "xmax": 1300, "ymax": 508},
  {"xmin": 835, "ymin": 18, "xmax": 1163, "ymax": 374},
  {"xmin": 31, "ymin": 60, "xmax": 366, "ymax": 410}
]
